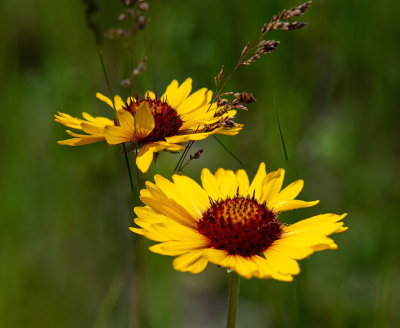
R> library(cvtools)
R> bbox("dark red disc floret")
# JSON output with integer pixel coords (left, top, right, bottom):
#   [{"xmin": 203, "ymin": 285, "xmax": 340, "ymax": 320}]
[{"xmin": 197, "ymin": 197, "xmax": 282, "ymax": 257}]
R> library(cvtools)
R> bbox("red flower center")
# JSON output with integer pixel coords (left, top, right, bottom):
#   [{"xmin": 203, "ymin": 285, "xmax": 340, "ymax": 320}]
[
  {"xmin": 197, "ymin": 197, "xmax": 282, "ymax": 257},
  {"xmin": 125, "ymin": 97, "xmax": 183, "ymax": 144}
]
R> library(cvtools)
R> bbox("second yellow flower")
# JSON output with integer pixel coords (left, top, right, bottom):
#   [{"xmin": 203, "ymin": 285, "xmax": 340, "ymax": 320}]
[{"xmin": 55, "ymin": 78, "xmax": 243, "ymax": 172}]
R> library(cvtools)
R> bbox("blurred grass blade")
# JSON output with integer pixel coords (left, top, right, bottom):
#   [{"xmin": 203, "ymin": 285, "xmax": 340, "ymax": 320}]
[
  {"xmin": 93, "ymin": 274, "xmax": 124, "ymax": 328},
  {"xmin": 274, "ymin": 95, "xmax": 289, "ymax": 161}
]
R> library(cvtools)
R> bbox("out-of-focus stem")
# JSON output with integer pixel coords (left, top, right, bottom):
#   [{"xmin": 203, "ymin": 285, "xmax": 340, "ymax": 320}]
[{"xmin": 226, "ymin": 271, "xmax": 241, "ymax": 328}]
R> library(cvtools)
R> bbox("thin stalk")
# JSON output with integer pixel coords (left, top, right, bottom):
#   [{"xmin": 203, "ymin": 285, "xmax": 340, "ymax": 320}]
[
  {"xmin": 123, "ymin": 143, "xmax": 136, "ymax": 193},
  {"xmin": 213, "ymin": 62, "xmax": 241, "ymax": 104},
  {"xmin": 98, "ymin": 51, "xmax": 136, "ymax": 195},
  {"xmin": 174, "ymin": 44, "xmax": 246, "ymax": 170},
  {"xmin": 226, "ymin": 271, "xmax": 241, "ymax": 328},
  {"xmin": 274, "ymin": 95, "xmax": 289, "ymax": 161},
  {"xmin": 213, "ymin": 136, "xmax": 245, "ymax": 167},
  {"xmin": 98, "ymin": 52, "xmax": 118, "ymax": 118},
  {"xmin": 99, "ymin": 51, "xmax": 144, "ymax": 328},
  {"xmin": 129, "ymin": 146, "xmax": 147, "ymax": 328},
  {"xmin": 174, "ymin": 140, "xmax": 194, "ymax": 172}
]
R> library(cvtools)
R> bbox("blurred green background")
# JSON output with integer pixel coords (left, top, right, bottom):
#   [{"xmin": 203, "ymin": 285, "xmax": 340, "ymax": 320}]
[{"xmin": 1, "ymin": 0, "xmax": 399, "ymax": 327}]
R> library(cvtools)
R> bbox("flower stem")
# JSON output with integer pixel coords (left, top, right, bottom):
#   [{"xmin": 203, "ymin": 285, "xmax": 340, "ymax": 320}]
[
  {"xmin": 226, "ymin": 271, "xmax": 241, "ymax": 328},
  {"xmin": 98, "ymin": 51, "xmax": 136, "ymax": 196},
  {"xmin": 98, "ymin": 51, "xmax": 143, "ymax": 328}
]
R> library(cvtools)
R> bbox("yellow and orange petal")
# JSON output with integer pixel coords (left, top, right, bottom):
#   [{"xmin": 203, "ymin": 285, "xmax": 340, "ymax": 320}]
[
  {"xmin": 55, "ymin": 112, "xmax": 114, "ymax": 146},
  {"xmin": 131, "ymin": 163, "xmax": 347, "ymax": 281},
  {"xmin": 55, "ymin": 78, "xmax": 243, "ymax": 173}
]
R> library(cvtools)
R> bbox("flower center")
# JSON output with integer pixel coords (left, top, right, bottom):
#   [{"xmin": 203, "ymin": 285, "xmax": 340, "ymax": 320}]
[
  {"xmin": 197, "ymin": 197, "xmax": 282, "ymax": 257},
  {"xmin": 125, "ymin": 97, "xmax": 183, "ymax": 143}
]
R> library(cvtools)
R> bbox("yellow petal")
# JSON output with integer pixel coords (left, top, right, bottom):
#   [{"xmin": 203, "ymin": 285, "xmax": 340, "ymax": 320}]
[
  {"xmin": 173, "ymin": 250, "xmax": 208, "ymax": 274},
  {"xmin": 251, "ymin": 255, "xmax": 293, "ymax": 281},
  {"xmin": 144, "ymin": 91, "xmax": 156, "ymax": 99},
  {"xmin": 264, "ymin": 248, "xmax": 300, "ymax": 275},
  {"xmin": 215, "ymin": 125, "xmax": 243, "ymax": 136},
  {"xmin": 248, "ymin": 163, "xmax": 267, "ymax": 199},
  {"xmin": 134, "ymin": 102, "xmax": 155, "ymax": 139},
  {"xmin": 313, "ymin": 242, "xmax": 338, "ymax": 251},
  {"xmin": 96, "ymin": 92, "xmax": 114, "ymax": 108},
  {"xmin": 161, "ymin": 80, "xmax": 179, "ymax": 103},
  {"xmin": 148, "ymin": 243, "xmax": 180, "ymax": 256},
  {"xmin": 139, "ymin": 194, "xmax": 197, "ymax": 229},
  {"xmin": 260, "ymin": 169, "xmax": 285, "ymax": 204},
  {"xmin": 273, "ymin": 233, "xmax": 333, "ymax": 260},
  {"xmin": 218, "ymin": 169, "xmax": 238, "ymax": 199},
  {"xmin": 104, "ymin": 125, "xmax": 132, "ymax": 144},
  {"xmin": 153, "ymin": 175, "xmax": 198, "ymax": 218},
  {"xmin": 279, "ymin": 233, "xmax": 335, "ymax": 248},
  {"xmin": 177, "ymin": 87, "xmax": 208, "ymax": 114},
  {"xmin": 179, "ymin": 89, "xmax": 213, "ymax": 120},
  {"xmin": 117, "ymin": 109, "xmax": 135, "ymax": 131},
  {"xmin": 205, "ymin": 249, "xmax": 259, "ymax": 279},
  {"xmin": 135, "ymin": 142, "xmax": 174, "ymax": 173},
  {"xmin": 82, "ymin": 112, "xmax": 113, "ymax": 126},
  {"xmin": 165, "ymin": 132, "xmax": 212, "ymax": 144},
  {"xmin": 54, "ymin": 112, "xmax": 83, "ymax": 129},
  {"xmin": 284, "ymin": 213, "xmax": 347, "ymax": 235},
  {"xmin": 201, "ymin": 168, "xmax": 221, "ymax": 201},
  {"xmin": 156, "ymin": 141, "xmax": 185, "ymax": 152},
  {"xmin": 336, "ymin": 226, "xmax": 348, "ymax": 233},
  {"xmin": 129, "ymin": 227, "xmax": 168, "ymax": 242},
  {"xmin": 149, "ymin": 239, "xmax": 208, "ymax": 255},
  {"xmin": 236, "ymin": 169, "xmax": 249, "ymax": 195},
  {"xmin": 127, "ymin": 96, "xmax": 136, "ymax": 104},
  {"xmin": 134, "ymin": 206, "xmax": 169, "ymax": 225},
  {"xmin": 166, "ymin": 78, "xmax": 193, "ymax": 108},
  {"xmin": 268, "ymin": 180, "xmax": 304, "ymax": 208},
  {"xmin": 151, "ymin": 221, "xmax": 203, "ymax": 241},
  {"xmin": 136, "ymin": 143, "xmax": 156, "ymax": 173},
  {"xmin": 171, "ymin": 174, "xmax": 210, "ymax": 218},
  {"xmin": 273, "ymin": 200, "xmax": 319, "ymax": 212},
  {"xmin": 57, "ymin": 134, "xmax": 105, "ymax": 146},
  {"xmin": 81, "ymin": 112, "xmax": 94, "ymax": 121},
  {"xmin": 58, "ymin": 130, "xmax": 106, "ymax": 145},
  {"xmin": 80, "ymin": 121, "xmax": 107, "ymax": 135},
  {"xmin": 229, "ymin": 256, "xmax": 261, "ymax": 279},
  {"xmin": 114, "ymin": 95, "xmax": 125, "ymax": 110},
  {"xmin": 268, "ymin": 243, "xmax": 314, "ymax": 260}
]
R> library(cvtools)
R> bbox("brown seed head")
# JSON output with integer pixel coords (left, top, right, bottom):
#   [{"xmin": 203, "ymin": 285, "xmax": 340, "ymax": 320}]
[
  {"xmin": 234, "ymin": 92, "xmax": 256, "ymax": 104},
  {"xmin": 214, "ymin": 65, "xmax": 225, "ymax": 85},
  {"xmin": 282, "ymin": 1, "xmax": 312, "ymax": 20}
]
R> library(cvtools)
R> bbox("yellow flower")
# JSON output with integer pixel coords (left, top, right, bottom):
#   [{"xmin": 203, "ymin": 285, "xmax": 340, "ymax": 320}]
[
  {"xmin": 55, "ymin": 78, "xmax": 243, "ymax": 173},
  {"xmin": 130, "ymin": 163, "xmax": 347, "ymax": 281}
]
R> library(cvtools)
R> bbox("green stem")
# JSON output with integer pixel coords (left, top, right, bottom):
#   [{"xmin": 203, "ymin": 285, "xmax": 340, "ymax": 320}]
[
  {"xmin": 98, "ymin": 51, "xmax": 135, "ymax": 196},
  {"xmin": 226, "ymin": 271, "xmax": 241, "ymax": 328},
  {"xmin": 213, "ymin": 136, "xmax": 245, "ymax": 167},
  {"xmin": 98, "ymin": 51, "xmax": 142, "ymax": 328},
  {"xmin": 174, "ymin": 140, "xmax": 194, "ymax": 172},
  {"xmin": 274, "ymin": 95, "xmax": 289, "ymax": 161},
  {"xmin": 123, "ymin": 143, "xmax": 136, "ymax": 196}
]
